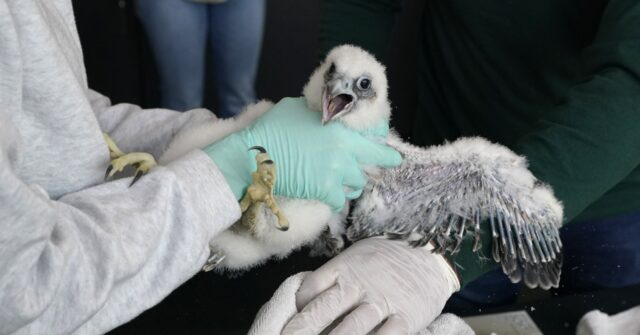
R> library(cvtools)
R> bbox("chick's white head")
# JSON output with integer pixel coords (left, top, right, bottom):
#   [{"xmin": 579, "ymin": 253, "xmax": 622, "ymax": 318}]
[{"xmin": 303, "ymin": 45, "xmax": 391, "ymax": 131}]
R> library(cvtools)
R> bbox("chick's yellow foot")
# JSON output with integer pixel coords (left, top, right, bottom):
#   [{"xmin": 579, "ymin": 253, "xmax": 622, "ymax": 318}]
[
  {"xmin": 106, "ymin": 152, "xmax": 157, "ymax": 186},
  {"xmin": 103, "ymin": 133, "xmax": 125, "ymax": 159},
  {"xmin": 239, "ymin": 146, "xmax": 289, "ymax": 233},
  {"xmin": 103, "ymin": 133, "xmax": 156, "ymax": 186}
]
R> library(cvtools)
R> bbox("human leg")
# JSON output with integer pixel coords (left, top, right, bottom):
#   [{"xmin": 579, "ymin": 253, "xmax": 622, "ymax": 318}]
[
  {"xmin": 208, "ymin": 0, "xmax": 266, "ymax": 118},
  {"xmin": 558, "ymin": 211, "xmax": 640, "ymax": 292},
  {"xmin": 134, "ymin": 0, "xmax": 208, "ymax": 111}
]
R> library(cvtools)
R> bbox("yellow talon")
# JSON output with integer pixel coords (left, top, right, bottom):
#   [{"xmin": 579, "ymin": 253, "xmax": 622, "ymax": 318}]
[
  {"xmin": 238, "ymin": 146, "xmax": 289, "ymax": 234},
  {"xmin": 103, "ymin": 133, "xmax": 156, "ymax": 186},
  {"xmin": 104, "ymin": 133, "xmax": 125, "ymax": 159}
]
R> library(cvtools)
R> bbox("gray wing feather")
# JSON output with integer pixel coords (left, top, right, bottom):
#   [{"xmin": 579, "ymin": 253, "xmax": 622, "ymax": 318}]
[{"xmin": 349, "ymin": 134, "xmax": 564, "ymax": 289}]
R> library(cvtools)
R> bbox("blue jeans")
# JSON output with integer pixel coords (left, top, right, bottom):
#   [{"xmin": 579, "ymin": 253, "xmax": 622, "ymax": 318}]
[
  {"xmin": 445, "ymin": 210, "xmax": 640, "ymax": 313},
  {"xmin": 134, "ymin": 0, "xmax": 265, "ymax": 117}
]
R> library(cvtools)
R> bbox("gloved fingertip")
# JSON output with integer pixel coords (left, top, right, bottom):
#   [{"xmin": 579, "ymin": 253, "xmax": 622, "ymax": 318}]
[
  {"xmin": 384, "ymin": 148, "xmax": 403, "ymax": 167},
  {"xmin": 331, "ymin": 204, "xmax": 345, "ymax": 213},
  {"xmin": 295, "ymin": 267, "xmax": 340, "ymax": 311},
  {"xmin": 375, "ymin": 314, "xmax": 409, "ymax": 335},
  {"xmin": 281, "ymin": 318, "xmax": 311, "ymax": 335},
  {"xmin": 326, "ymin": 193, "xmax": 346, "ymax": 213},
  {"xmin": 355, "ymin": 140, "xmax": 403, "ymax": 167},
  {"xmin": 295, "ymin": 287, "xmax": 314, "ymax": 312},
  {"xmin": 345, "ymin": 188, "xmax": 363, "ymax": 200},
  {"xmin": 360, "ymin": 121, "xmax": 390, "ymax": 138}
]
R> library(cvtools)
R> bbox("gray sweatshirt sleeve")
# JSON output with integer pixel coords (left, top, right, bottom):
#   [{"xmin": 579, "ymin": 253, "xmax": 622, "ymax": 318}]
[
  {"xmin": 0, "ymin": 116, "xmax": 241, "ymax": 334},
  {"xmin": 89, "ymin": 89, "xmax": 215, "ymax": 159},
  {"xmin": 0, "ymin": 1, "xmax": 242, "ymax": 333}
]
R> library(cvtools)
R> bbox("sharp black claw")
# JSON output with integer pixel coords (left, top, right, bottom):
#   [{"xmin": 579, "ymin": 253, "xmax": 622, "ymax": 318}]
[
  {"xmin": 249, "ymin": 146, "xmax": 267, "ymax": 153},
  {"xmin": 277, "ymin": 225, "xmax": 289, "ymax": 232},
  {"xmin": 130, "ymin": 171, "xmax": 143, "ymax": 187},
  {"xmin": 105, "ymin": 165, "xmax": 113, "ymax": 180}
]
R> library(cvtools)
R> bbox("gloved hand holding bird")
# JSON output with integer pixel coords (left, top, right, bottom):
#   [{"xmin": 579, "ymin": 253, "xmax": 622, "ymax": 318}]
[{"xmin": 104, "ymin": 45, "xmax": 564, "ymax": 290}]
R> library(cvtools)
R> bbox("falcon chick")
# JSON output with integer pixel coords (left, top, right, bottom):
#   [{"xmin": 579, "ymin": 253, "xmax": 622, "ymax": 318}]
[{"xmin": 162, "ymin": 45, "xmax": 564, "ymax": 289}]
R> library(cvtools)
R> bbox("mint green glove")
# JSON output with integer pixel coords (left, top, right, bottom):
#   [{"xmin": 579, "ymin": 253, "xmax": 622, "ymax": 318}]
[{"xmin": 203, "ymin": 97, "xmax": 402, "ymax": 211}]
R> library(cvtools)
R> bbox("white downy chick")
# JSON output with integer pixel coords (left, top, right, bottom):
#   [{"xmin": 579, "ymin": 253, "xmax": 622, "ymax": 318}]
[
  {"xmin": 160, "ymin": 45, "xmax": 391, "ymax": 273},
  {"xmin": 162, "ymin": 45, "xmax": 565, "ymax": 290}
]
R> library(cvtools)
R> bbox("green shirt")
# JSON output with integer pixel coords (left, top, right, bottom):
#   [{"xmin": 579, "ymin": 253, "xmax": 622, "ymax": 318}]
[{"xmin": 321, "ymin": 0, "xmax": 640, "ymax": 285}]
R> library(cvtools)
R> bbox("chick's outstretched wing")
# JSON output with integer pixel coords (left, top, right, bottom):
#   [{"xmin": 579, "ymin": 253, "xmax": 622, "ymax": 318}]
[{"xmin": 349, "ymin": 133, "xmax": 563, "ymax": 289}]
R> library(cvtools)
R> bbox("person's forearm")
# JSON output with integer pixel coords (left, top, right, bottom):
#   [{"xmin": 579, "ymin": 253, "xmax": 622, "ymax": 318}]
[
  {"xmin": 514, "ymin": 38, "xmax": 640, "ymax": 222},
  {"xmin": 320, "ymin": 0, "xmax": 401, "ymax": 61},
  {"xmin": 512, "ymin": 0, "xmax": 640, "ymax": 222},
  {"xmin": 90, "ymin": 89, "xmax": 215, "ymax": 158},
  {"xmin": 514, "ymin": 82, "xmax": 640, "ymax": 222},
  {"xmin": 0, "ymin": 149, "xmax": 240, "ymax": 334}
]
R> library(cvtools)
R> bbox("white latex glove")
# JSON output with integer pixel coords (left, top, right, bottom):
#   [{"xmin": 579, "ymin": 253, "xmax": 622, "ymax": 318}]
[
  {"xmin": 576, "ymin": 306, "xmax": 640, "ymax": 335},
  {"xmin": 248, "ymin": 272, "xmax": 471, "ymax": 335},
  {"xmin": 281, "ymin": 238, "xmax": 460, "ymax": 335}
]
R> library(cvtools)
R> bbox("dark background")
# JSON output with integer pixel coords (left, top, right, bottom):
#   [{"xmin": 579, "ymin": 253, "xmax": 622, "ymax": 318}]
[
  {"xmin": 70, "ymin": 1, "xmax": 424, "ymax": 333},
  {"xmin": 72, "ymin": 0, "xmax": 424, "ymax": 139}
]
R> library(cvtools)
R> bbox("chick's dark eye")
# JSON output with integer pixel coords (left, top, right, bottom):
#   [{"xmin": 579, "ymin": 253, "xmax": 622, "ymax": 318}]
[{"xmin": 357, "ymin": 77, "xmax": 371, "ymax": 90}]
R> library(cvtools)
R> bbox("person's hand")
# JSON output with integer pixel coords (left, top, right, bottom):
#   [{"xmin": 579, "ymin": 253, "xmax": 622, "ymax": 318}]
[
  {"xmin": 203, "ymin": 97, "xmax": 401, "ymax": 210},
  {"xmin": 282, "ymin": 238, "xmax": 460, "ymax": 335}
]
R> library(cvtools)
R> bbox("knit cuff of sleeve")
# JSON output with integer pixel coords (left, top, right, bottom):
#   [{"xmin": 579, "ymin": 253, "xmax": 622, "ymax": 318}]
[{"xmin": 166, "ymin": 150, "xmax": 241, "ymax": 237}]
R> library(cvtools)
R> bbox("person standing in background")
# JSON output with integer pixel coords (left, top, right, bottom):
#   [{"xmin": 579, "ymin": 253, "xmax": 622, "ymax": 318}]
[{"xmin": 134, "ymin": 0, "xmax": 265, "ymax": 117}]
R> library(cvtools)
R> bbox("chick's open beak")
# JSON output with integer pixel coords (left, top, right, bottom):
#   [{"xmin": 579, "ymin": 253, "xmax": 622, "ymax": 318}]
[{"xmin": 322, "ymin": 79, "xmax": 356, "ymax": 124}]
